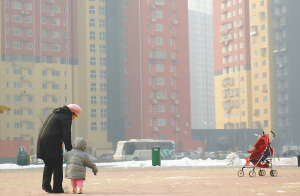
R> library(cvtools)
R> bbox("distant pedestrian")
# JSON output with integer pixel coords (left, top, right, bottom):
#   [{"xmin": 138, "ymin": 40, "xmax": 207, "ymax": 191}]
[
  {"xmin": 37, "ymin": 104, "xmax": 82, "ymax": 193},
  {"xmin": 64, "ymin": 137, "xmax": 98, "ymax": 194}
]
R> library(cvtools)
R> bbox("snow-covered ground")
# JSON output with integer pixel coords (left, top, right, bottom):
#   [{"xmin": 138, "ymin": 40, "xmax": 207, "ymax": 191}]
[{"xmin": 0, "ymin": 154, "xmax": 298, "ymax": 170}]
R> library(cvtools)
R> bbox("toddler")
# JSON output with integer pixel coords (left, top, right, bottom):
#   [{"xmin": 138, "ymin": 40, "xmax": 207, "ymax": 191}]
[{"xmin": 64, "ymin": 137, "xmax": 98, "ymax": 194}]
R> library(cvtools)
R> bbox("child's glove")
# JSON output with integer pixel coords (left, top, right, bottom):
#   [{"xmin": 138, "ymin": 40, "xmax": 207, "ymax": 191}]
[{"xmin": 92, "ymin": 166, "xmax": 98, "ymax": 175}]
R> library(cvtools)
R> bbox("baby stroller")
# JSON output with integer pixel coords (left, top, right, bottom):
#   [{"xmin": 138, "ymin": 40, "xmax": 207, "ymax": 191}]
[{"xmin": 237, "ymin": 131, "xmax": 278, "ymax": 177}]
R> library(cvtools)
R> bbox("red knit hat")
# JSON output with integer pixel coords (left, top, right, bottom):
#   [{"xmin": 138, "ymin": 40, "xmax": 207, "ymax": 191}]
[{"xmin": 67, "ymin": 104, "xmax": 82, "ymax": 117}]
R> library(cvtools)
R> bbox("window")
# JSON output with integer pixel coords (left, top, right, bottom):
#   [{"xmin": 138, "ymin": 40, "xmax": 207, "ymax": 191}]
[
  {"xmin": 51, "ymin": 44, "xmax": 61, "ymax": 51},
  {"xmin": 100, "ymin": 57, "xmax": 106, "ymax": 66},
  {"xmin": 42, "ymin": 17, "xmax": 47, "ymax": 24},
  {"xmin": 99, "ymin": 32, "xmax": 106, "ymax": 40},
  {"xmin": 41, "ymin": 4, "xmax": 47, "ymax": 11},
  {"xmin": 89, "ymin": 5, "xmax": 95, "ymax": 14},
  {"xmin": 52, "ymin": 70, "xmax": 60, "ymax": 77},
  {"xmin": 27, "ymin": 29, "xmax": 33, "ymax": 36},
  {"xmin": 157, "ymin": 119, "xmax": 166, "ymax": 126},
  {"xmin": 14, "ymin": 95, "xmax": 23, "ymax": 103},
  {"xmin": 90, "ymin": 57, "xmax": 96, "ymax": 65},
  {"xmin": 42, "ymin": 43, "xmax": 47, "ymax": 50},
  {"xmin": 90, "ymin": 44, "xmax": 96, "ymax": 53},
  {"xmin": 91, "ymin": 96, "xmax": 97, "ymax": 104},
  {"xmin": 91, "ymin": 109, "xmax": 97, "ymax": 118},
  {"xmin": 261, "ymin": 1, "xmax": 264, "ymax": 7},
  {"xmin": 100, "ymin": 70, "xmax": 106, "ymax": 79},
  {"xmin": 99, "ymin": 6, "xmax": 105, "ymax": 15},
  {"xmin": 264, "ymin": 108, "xmax": 268, "ymax": 114},
  {"xmin": 263, "ymin": 96, "xmax": 267, "ymax": 102},
  {"xmin": 52, "ymin": 83, "xmax": 60, "ymax": 90},
  {"xmin": 101, "ymin": 96, "xmax": 107, "ymax": 105},
  {"xmin": 262, "ymin": 60, "xmax": 266, "ymax": 66},
  {"xmin": 91, "ymin": 122, "xmax": 97, "ymax": 131},
  {"xmin": 262, "ymin": 36, "xmax": 265, "ymax": 43},
  {"xmin": 13, "ymin": 2, "xmax": 22, "ymax": 9},
  {"xmin": 253, "ymin": 62, "xmax": 258, "ymax": 68},
  {"xmin": 155, "ymin": 24, "xmax": 163, "ymax": 31},
  {"xmin": 157, "ymin": 105, "xmax": 165, "ymax": 112},
  {"xmin": 156, "ymin": 78, "xmax": 165, "ymax": 85},
  {"xmin": 155, "ymin": 37, "xmax": 164, "ymax": 45},
  {"xmin": 89, "ymin": 18, "xmax": 95, "ymax": 27},
  {"xmin": 51, "ymin": 5, "xmax": 60, "ymax": 13},
  {"xmin": 154, "ymin": 65, "xmax": 164, "ymax": 73},
  {"xmin": 13, "ymin": 28, "xmax": 23, "ymax": 35},
  {"xmin": 101, "ymin": 122, "xmax": 107, "ymax": 130},
  {"xmin": 13, "ymin": 82, "xmax": 23, "ymax": 89},
  {"xmin": 101, "ymin": 109, "xmax": 107, "ymax": 118},
  {"xmin": 264, "ymin": 120, "xmax": 268, "ymax": 127},
  {"xmin": 255, "ymin": 97, "xmax": 259, "ymax": 103},
  {"xmin": 27, "ymin": 42, "xmax": 33, "ymax": 50},
  {"xmin": 51, "ymin": 18, "xmax": 60, "ymax": 25},
  {"xmin": 100, "ymin": 83, "xmax": 106, "ymax": 91},
  {"xmin": 13, "ymin": 42, "xmax": 23, "ymax": 49},
  {"xmin": 14, "ymin": 122, "xmax": 23, "ymax": 129},
  {"xmin": 99, "ymin": 19, "xmax": 105, "ymax": 28},
  {"xmin": 155, "ymin": 11, "xmax": 163, "ymax": 18},
  {"xmin": 239, "ymin": 8, "xmax": 242, "ymax": 14},
  {"xmin": 263, "ymin": 72, "xmax": 267, "ymax": 78},
  {"xmin": 252, "ymin": 3, "xmax": 256, "ymax": 9},
  {"xmin": 91, "ymin": 83, "xmax": 96, "ymax": 91},
  {"xmin": 42, "ymin": 96, "xmax": 47, "ymax": 102},
  {"xmin": 99, "ymin": 44, "xmax": 106, "ymax": 53},
  {"xmin": 27, "ymin": 16, "xmax": 33, "ymax": 23},
  {"xmin": 90, "ymin": 70, "xmax": 96, "ymax": 78},
  {"xmin": 90, "ymin": 31, "xmax": 96, "ymax": 40}
]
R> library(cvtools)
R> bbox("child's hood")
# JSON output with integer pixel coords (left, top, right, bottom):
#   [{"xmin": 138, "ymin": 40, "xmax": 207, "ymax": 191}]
[{"xmin": 74, "ymin": 137, "xmax": 87, "ymax": 151}]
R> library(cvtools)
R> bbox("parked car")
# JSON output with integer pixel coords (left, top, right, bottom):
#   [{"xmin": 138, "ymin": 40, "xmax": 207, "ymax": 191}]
[
  {"xmin": 30, "ymin": 155, "xmax": 44, "ymax": 164},
  {"xmin": 97, "ymin": 153, "xmax": 114, "ymax": 162},
  {"xmin": 280, "ymin": 150, "xmax": 300, "ymax": 157},
  {"xmin": 206, "ymin": 152, "xmax": 216, "ymax": 159},
  {"xmin": 214, "ymin": 151, "xmax": 229, "ymax": 159},
  {"xmin": 175, "ymin": 151, "xmax": 201, "ymax": 160}
]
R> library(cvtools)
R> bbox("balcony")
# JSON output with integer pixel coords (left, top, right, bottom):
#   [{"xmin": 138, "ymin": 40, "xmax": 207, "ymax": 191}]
[
  {"xmin": 20, "ymin": 11, "xmax": 29, "ymax": 15},
  {"xmin": 220, "ymin": 33, "xmax": 233, "ymax": 44},
  {"xmin": 154, "ymin": 0, "xmax": 164, "ymax": 6},
  {"xmin": 250, "ymin": 26, "xmax": 258, "ymax": 36}
]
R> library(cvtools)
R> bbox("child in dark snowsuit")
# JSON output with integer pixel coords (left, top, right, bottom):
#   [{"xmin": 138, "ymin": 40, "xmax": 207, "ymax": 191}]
[{"xmin": 64, "ymin": 137, "xmax": 98, "ymax": 194}]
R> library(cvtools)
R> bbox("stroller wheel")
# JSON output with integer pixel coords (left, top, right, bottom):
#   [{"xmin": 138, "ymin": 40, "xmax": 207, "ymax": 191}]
[
  {"xmin": 270, "ymin": 170, "xmax": 278, "ymax": 177},
  {"xmin": 249, "ymin": 171, "xmax": 256, "ymax": 177},
  {"xmin": 261, "ymin": 170, "xmax": 266, "ymax": 176},
  {"xmin": 258, "ymin": 170, "xmax": 262, "ymax": 176},
  {"xmin": 237, "ymin": 170, "xmax": 244, "ymax": 177}
]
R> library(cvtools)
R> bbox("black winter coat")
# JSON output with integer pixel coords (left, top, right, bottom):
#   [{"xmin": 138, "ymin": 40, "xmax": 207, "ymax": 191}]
[{"xmin": 37, "ymin": 106, "xmax": 73, "ymax": 161}]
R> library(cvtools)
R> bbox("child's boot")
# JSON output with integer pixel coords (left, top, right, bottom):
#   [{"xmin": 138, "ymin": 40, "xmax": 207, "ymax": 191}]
[
  {"xmin": 77, "ymin": 187, "xmax": 83, "ymax": 194},
  {"xmin": 72, "ymin": 188, "xmax": 77, "ymax": 194}
]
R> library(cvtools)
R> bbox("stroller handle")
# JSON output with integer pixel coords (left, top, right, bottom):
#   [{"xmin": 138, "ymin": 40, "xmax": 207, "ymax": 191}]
[{"xmin": 271, "ymin": 131, "xmax": 275, "ymax": 138}]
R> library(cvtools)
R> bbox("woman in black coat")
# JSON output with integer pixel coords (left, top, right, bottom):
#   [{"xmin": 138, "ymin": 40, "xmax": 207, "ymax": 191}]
[{"xmin": 37, "ymin": 104, "xmax": 82, "ymax": 193}]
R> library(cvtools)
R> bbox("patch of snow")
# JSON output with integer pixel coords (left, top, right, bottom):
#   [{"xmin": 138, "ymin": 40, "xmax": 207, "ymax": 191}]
[
  {"xmin": 277, "ymin": 190, "xmax": 286, "ymax": 193},
  {"xmin": 0, "ymin": 157, "xmax": 297, "ymax": 170}
]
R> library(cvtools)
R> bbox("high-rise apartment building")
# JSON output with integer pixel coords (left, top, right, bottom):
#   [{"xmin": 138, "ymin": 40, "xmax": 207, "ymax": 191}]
[
  {"xmin": 213, "ymin": 0, "xmax": 252, "ymax": 130},
  {"xmin": 273, "ymin": 0, "xmax": 300, "ymax": 146},
  {"xmin": 189, "ymin": 0, "xmax": 215, "ymax": 130},
  {"xmin": 249, "ymin": 0, "xmax": 275, "ymax": 135},
  {"xmin": 76, "ymin": 0, "xmax": 113, "ymax": 156},
  {"xmin": 0, "ymin": 0, "xmax": 77, "ymax": 156},
  {"xmin": 122, "ymin": 0, "xmax": 200, "ymax": 151}
]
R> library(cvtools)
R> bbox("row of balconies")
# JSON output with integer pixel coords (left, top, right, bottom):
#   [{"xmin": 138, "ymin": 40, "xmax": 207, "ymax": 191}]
[{"xmin": 153, "ymin": 127, "xmax": 180, "ymax": 131}]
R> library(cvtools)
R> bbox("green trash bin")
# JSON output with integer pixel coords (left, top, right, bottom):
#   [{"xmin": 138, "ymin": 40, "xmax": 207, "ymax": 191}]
[
  {"xmin": 17, "ymin": 151, "xmax": 30, "ymax": 166},
  {"xmin": 152, "ymin": 146, "xmax": 161, "ymax": 166}
]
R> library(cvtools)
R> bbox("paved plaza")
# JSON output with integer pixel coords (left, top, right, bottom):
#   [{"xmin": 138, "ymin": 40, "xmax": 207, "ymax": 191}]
[{"xmin": 0, "ymin": 165, "xmax": 299, "ymax": 195}]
